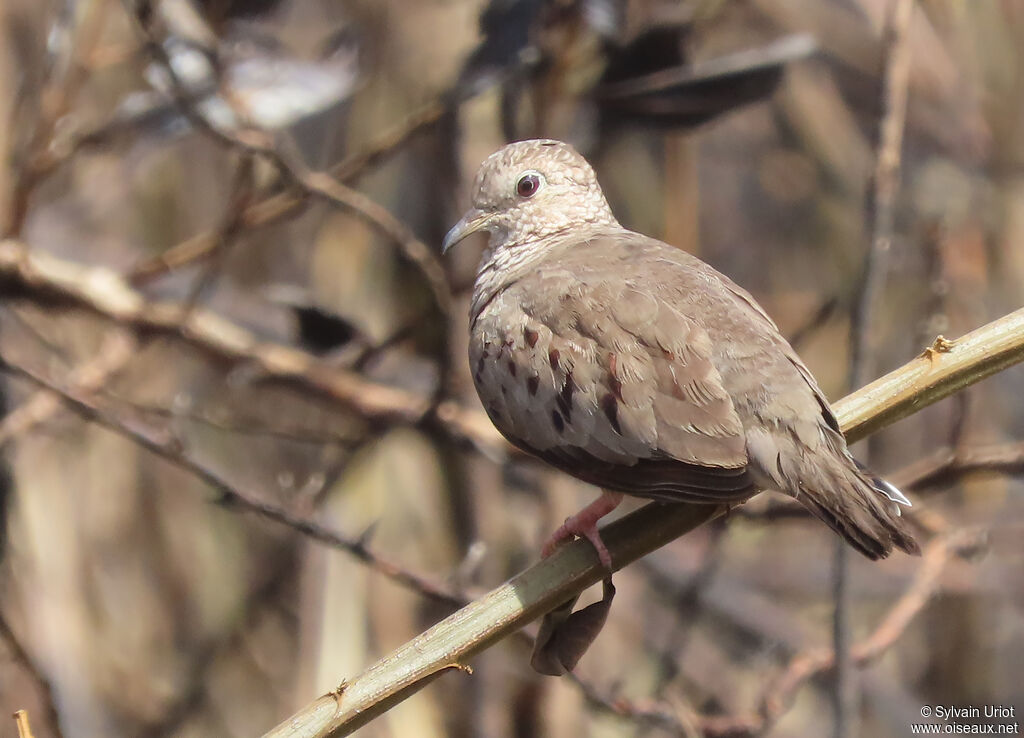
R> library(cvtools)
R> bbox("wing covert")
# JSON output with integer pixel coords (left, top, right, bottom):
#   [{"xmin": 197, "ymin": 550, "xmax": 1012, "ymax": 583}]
[{"xmin": 472, "ymin": 247, "xmax": 754, "ymax": 501}]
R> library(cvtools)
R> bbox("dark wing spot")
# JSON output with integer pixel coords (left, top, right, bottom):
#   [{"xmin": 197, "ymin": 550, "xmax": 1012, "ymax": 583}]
[
  {"xmin": 551, "ymin": 410, "xmax": 565, "ymax": 433},
  {"xmin": 507, "ymin": 360, "xmax": 517, "ymax": 378},
  {"xmin": 816, "ymin": 394, "xmax": 842, "ymax": 434},
  {"xmin": 475, "ymin": 355, "xmax": 485, "ymax": 383},
  {"xmin": 607, "ymin": 353, "xmax": 623, "ymax": 399},
  {"xmin": 527, "ymin": 374, "xmax": 539, "ymax": 396},
  {"xmin": 556, "ymin": 373, "xmax": 574, "ymax": 421},
  {"xmin": 524, "ymin": 327, "xmax": 539, "ymax": 348},
  {"xmin": 601, "ymin": 393, "xmax": 622, "ymax": 434},
  {"xmin": 548, "ymin": 348, "xmax": 560, "ymax": 371}
]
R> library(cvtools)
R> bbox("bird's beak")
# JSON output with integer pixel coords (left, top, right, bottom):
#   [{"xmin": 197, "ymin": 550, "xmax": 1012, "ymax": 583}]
[{"xmin": 442, "ymin": 209, "xmax": 491, "ymax": 254}]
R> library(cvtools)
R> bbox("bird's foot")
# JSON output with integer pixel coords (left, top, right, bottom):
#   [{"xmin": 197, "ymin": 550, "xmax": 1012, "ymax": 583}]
[{"xmin": 541, "ymin": 491, "xmax": 624, "ymax": 570}]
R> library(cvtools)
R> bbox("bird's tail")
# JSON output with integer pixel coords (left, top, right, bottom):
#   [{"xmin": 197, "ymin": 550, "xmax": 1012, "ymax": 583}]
[{"xmin": 799, "ymin": 461, "xmax": 921, "ymax": 560}]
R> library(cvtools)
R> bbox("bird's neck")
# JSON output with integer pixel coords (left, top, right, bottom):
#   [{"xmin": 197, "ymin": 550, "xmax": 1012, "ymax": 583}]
[
  {"xmin": 469, "ymin": 223, "xmax": 618, "ymax": 321},
  {"xmin": 470, "ymin": 236, "xmax": 545, "ymax": 321}
]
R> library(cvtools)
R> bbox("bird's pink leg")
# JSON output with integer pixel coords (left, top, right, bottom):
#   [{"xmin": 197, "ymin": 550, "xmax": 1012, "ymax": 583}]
[{"xmin": 542, "ymin": 491, "xmax": 624, "ymax": 569}]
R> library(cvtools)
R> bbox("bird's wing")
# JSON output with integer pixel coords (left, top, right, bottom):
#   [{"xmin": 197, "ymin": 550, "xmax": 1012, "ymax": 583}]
[
  {"xmin": 474, "ymin": 236, "xmax": 753, "ymax": 502},
  {"xmin": 711, "ymin": 268, "xmax": 846, "ymax": 437}
]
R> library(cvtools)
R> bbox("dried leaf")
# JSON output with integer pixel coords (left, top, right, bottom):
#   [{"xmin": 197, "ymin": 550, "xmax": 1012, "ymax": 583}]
[{"xmin": 531, "ymin": 578, "xmax": 616, "ymax": 676}]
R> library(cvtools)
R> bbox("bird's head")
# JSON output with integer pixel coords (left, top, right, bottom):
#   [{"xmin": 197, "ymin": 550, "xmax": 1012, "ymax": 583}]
[{"xmin": 442, "ymin": 139, "xmax": 618, "ymax": 254}]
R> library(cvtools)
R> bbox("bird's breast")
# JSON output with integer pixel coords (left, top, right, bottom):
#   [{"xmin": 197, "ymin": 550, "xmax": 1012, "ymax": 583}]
[{"xmin": 469, "ymin": 292, "xmax": 616, "ymax": 456}]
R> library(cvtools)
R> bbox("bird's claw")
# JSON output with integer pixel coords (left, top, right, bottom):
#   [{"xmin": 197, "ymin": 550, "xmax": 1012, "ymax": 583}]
[{"xmin": 541, "ymin": 491, "xmax": 623, "ymax": 570}]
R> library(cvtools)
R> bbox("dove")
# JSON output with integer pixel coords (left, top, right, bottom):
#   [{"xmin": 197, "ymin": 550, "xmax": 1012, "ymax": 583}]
[{"xmin": 444, "ymin": 139, "xmax": 919, "ymax": 569}]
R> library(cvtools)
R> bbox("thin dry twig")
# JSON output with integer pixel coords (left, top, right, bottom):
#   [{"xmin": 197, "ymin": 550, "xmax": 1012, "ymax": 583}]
[
  {"xmin": 890, "ymin": 441, "xmax": 1024, "ymax": 489},
  {"xmin": 125, "ymin": 100, "xmax": 448, "ymax": 284},
  {"xmin": 126, "ymin": 99, "xmax": 450, "ymax": 286},
  {"xmin": 271, "ymin": 143, "xmax": 453, "ymax": 317},
  {"xmin": 0, "ymin": 613, "xmax": 64, "ymax": 738},
  {"xmin": 121, "ymin": 33, "xmax": 539, "ymax": 287},
  {"xmin": 332, "ymin": 100, "xmax": 448, "ymax": 182},
  {"xmin": 565, "ymin": 671, "xmax": 702, "ymax": 738},
  {"xmin": 13, "ymin": 710, "xmax": 35, "ymax": 738},
  {"xmin": 648, "ymin": 522, "xmax": 729, "ymax": 695},
  {"xmin": 4, "ymin": 0, "xmax": 112, "ymax": 237},
  {"xmin": 140, "ymin": 547, "xmax": 301, "ymax": 738},
  {"xmin": 0, "ymin": 239, "xmax": 480, "ymax": 440},
  {"xmin": 787, "ymin": 296, "xmax": 839, "ymax": 350},
  {"xmin": 551, "ymin": 526, "xmax": 985, "ymax": 738},
  {"xmin": 0, "ymin": 329, "xmax": 135, "ymax": 448},
  {"xmin": 122, "ymin": 7, "xmax": 453, "ymax": 317},
  {"xmin": 0, "ymin": 353, "xmax": 464, "ymax": 607},
  {"xmin": 741, "ymin": 528, "xmax": 986, "ymax": 738},
  {"xmin": 5, "ymin": 239, "xmax": 1024, "ymax": 462},
  {"xmin": 99, "ymin": 397, "xmax": 365, "ymax": 447},
  {"xmin": 853, "ymin": 0, "xmax": 916, "ymax": 369},
  {"xmin": 837, "ymin": 0, "xmax": 917, "ymax": 732},
  {"xmin": 178, "ymin": 155, "xmax": 257, "ymax": 316}
]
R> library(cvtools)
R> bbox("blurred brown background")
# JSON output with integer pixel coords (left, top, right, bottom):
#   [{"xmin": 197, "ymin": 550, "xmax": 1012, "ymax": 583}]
[{"xmin": 0, "ymin": 0, "xmax": 1021, "ymax": 736}]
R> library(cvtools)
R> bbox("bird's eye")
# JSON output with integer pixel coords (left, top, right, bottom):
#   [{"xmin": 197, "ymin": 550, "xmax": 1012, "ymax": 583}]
[{"xmin": 516, "ymin": 173, "xmax": 541, "ymax": 198}]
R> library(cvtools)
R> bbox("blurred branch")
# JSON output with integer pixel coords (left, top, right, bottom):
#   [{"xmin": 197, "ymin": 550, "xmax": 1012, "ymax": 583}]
[
  {"xmin": 178, "ymin": 155, "xmax": 257, "ymax": 315},
  {"xmin": 562, "ymin": 527, "xmax": 985, "ymax": 738},
  {"xmin": 754, "ymin": 530, "xmax": 983, "ymax": 732},
  {"xmin": 787, "ymin": 296, "xmax": 839, "ymax": 350},
  {"xmin": 701, "ymin": 527, "xmax": 986, "ymax": 738},
  {"xmin": 259, "ymin": 307, "xmax": 1024, "ymax": 738},
  {"xmin": 331, "ymin": 100, "xmax": 448, "ymax": 183},
  {"xmin": 852, "ymin": 0, "xmax": 915, "ymax": 371},
  {"xmin": 0, "ymin": 613, "xmax": 64, "ymax": 738},
  {"xmin": 891, "ymin": 441, "xmax": 1024, "ymax": 490},
  {"xmin": 0, "ymin": 330, "xmax": 135, "ymax": 449},
  {"xmin": 272, "ymin": 147, "xmax": 453, "ymax": 317},
  {"xmin": 648, "ymin": 523, "xmax": 728, "ymax": 696},
  {"xmin": 30, "ymin": 52, "xmax": 444, "ymax": 196},
  {"xmin": 125, "ymin": 96, "xmax": 449, "ymax": 286},
  {"xmin": 0, "ymin": 239, "xmax": 467, "ymax": 434},
  {"xmin": 0, "ymin": 352, "xmax": 464, "ymax": 608},
  {"xmin": 141, "ymin": 546, "xmax": 300, "ymax": 738},
  {"xmin": 101, "ymin": 398, "xmax": 365, "ymax": 447},
  {"xmin": 565, "ymin": 671, "xmax": 702, "ymax": 737},
  {"xmin": 2, "ymin": 239, "xmax": 1022, "ymax": 464},
  {"xmin": 13, "ymin": 711, "xmax": 35, "ymax": 738},
  {"xmin": 838, "ymin": 0, "xmax": 916, "ymax": 732},
  {"xmin": 4, "ymin": 0, "xmax": 111, "ymax": 237},
  {"xmin": 121, "ymin": 5, "xmax": 453, "ymax": 318},
  {"xmin": 121, "ymin": 8, "xmax": 538, "ymax": 289}
]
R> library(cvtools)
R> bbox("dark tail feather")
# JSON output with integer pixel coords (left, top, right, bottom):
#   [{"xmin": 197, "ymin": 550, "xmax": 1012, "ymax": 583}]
[{"xmin": 801, "ymin": 468, "xmax": 921, "ymax": 560}]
